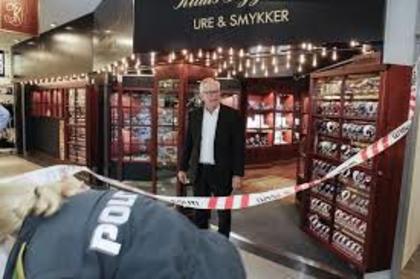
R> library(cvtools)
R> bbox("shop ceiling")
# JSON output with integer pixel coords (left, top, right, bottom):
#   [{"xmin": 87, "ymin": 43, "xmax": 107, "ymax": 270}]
[{"xmin": 11, "ymin": 0, "xmax": 385, "ymax": 81}]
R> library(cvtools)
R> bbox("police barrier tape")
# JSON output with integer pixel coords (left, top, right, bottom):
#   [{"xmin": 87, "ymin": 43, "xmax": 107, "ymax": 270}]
[{"xmin": 0, "ymin": 64, "xmax": 418, "ymax": 210}]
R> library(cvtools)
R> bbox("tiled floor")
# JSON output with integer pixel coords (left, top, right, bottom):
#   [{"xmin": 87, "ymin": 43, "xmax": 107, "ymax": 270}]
[
  {"xmin": 0, "ymin": 154, "xmax": 40, "ymax": 178},
  {"xmin": 401, "ymin": 246, "xmax": 420, "ymax": 279},
  {"xmin": 0, "ymin": 155, "xmax": 324, "ymax": 278},
  {"xmin": 240, "ymin": 250, "xmax": 316, "ymax": 279},
  {"xmin": 244, "ymin": 159, "xmax": 298, "ymax": 180}
]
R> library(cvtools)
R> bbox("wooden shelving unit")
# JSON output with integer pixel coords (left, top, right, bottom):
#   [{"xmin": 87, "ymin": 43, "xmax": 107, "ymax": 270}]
[
  {"xmin": 28, "ymin": 81, "xmax": 98, "ymax": 167},
  {"xmin": 153, "ymin": 64, "xmax": 215, "ymax": 196},
  {"xmin": 109, "ymin": 75, "xmax": 154, "ymax": 181},
  {"xmin": 243, "ymin": 78, "xmax": 300, "ymax": 165},
  {"xmin": 300, "ymin": 53, "xmax": 411, "ymax": 272}
]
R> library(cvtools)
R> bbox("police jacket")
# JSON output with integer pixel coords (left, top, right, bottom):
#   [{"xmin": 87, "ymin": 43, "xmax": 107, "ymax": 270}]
[{"xmin": 4, "ymin": 190, "xmax": 246, "ymax": 279}]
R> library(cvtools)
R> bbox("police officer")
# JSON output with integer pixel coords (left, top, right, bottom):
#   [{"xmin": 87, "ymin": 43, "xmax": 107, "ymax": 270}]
[{"xmin": 3, "ymin": 186, "xmax": 246, "ymax": 279}]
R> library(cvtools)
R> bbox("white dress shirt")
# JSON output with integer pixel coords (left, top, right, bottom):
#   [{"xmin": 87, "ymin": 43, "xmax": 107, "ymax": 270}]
[
  {"xmin": 0, "ymin": 104, "xmax": 10, "ymax": 131},
  {"xmin": 199, "ymin": 106, "xmax": 220, "ymax": 164}
]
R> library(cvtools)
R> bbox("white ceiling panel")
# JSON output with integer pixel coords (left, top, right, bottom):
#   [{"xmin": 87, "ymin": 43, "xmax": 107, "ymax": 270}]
[{"xmin": 39, "ymin": 0, "xmax": 102, "ymax": 33}]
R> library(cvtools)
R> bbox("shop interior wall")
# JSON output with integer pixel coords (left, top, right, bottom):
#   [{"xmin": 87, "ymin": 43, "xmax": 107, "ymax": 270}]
[
  {"xmin": 383, "ymin": 0, "xmax": 420, "ymax": 271},
  {"xmin": 39, "ymin": 0, "xmax": 102, "ymax": 34},
  {"xmin": 12, "ymin": 15, "xmax": 94, "ymax": 79},
  {"xmin": 384, "ymin": 0, "xmax": 418, "ymax": 65},
  {"xmin": 401, "ymin": 41, "xmax": 420, "ymax": 269},
  {"xmin": 93, "ymin": 0, "xmax": 134, "ymax": 71},
  {"xmin": 386, "ymin": 0, "xmax": 420, "ymax": 268}
]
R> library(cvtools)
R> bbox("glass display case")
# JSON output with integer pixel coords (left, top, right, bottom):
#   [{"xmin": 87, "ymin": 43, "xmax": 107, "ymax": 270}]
[
  {"xmin": 157, "ymin": 79, "xmax": 179, "ymax": 168},
  {"xmin": 301, "ymin": 54, "xmax": 411, "ymax": 272},
  {"xmin": 66, "ymin": 88, "xmax": 87, "ymax": 165},
  {"xmin": 28, "ymin": 82, "xmax": 97, "ymax": 167},
  {"xmin": 109, "ymin": 75, "xmax": 154, "ymax": 182},
  {"xmin": 244, "ymin": 79, "xmax": 300, "ymax": 164},
  {"xmin": 31, "ymin": 89, "xmax": 65, "ymax": 118}
]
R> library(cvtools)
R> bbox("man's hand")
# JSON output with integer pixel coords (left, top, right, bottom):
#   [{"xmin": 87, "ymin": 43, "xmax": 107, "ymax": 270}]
[
  {"xmin": 178, "ymin": 171, "xmax": 188, "ymax": 185},
  {"xmin": 232, "ymin": 176, "xmax": 242, "ymax": 190}
]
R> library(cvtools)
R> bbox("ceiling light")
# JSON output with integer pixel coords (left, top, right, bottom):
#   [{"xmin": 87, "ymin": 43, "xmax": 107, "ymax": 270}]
[{"xmin": 332, "ymin": 47, "xmax": 338, "ymax": 61}]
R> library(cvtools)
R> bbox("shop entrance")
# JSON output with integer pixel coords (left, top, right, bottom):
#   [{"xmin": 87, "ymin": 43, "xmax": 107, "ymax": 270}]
[{"xmin": 104, "ymin": 43, "xmax": 381, "ymax": 277}]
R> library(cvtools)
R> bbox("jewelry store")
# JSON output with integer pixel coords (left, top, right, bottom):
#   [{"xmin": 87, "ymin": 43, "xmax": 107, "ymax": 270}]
[
  {"xmin": 128, "ymin": 0, "xmax": 411, "ymax": 276},
  {"xmin": 12, "ymin": 0, "xmax": 413, "ymax": 277}
]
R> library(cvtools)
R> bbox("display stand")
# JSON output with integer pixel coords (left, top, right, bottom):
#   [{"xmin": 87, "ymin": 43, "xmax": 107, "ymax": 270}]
[{"xmin": 300, "ymin": 53, "xmax": 411, "ymax": 272}]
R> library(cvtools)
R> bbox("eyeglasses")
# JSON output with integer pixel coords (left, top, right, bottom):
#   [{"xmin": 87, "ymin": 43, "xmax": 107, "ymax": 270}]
[{"xmin": 201, "ymin": 90, "xmax": 220, "ymax": 96}]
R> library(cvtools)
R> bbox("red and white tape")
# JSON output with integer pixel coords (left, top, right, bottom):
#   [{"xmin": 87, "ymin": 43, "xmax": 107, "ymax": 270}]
[{"xmin": 0, "ymin": 64, "xmax": 418, "ymax": 210}]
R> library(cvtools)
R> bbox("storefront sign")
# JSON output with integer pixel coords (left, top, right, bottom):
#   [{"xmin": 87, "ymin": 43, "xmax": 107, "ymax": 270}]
[
  {"xmin": 174, "ymin": 0, "xmax": 289, "ymax": 31},
  {"xmin": 134, "ymin": 0, "xmax": 385, "ymax": 52},
  {"xmin": 0, "ymin": 0, "xmax": 38, "ymax": 35}
]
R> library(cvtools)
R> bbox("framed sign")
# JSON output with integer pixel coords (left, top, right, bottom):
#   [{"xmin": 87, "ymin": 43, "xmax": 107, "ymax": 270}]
[
  {"xmin": 0, "ymin": 0, "xmax": 38, "ymax": 35},
  {"xmin": 134, "ymin": 0, "xmax": 386, "ymax": 53},
  {"xmin": 0, "ymin": 50, "xmax": 4, "ymax": 77}
]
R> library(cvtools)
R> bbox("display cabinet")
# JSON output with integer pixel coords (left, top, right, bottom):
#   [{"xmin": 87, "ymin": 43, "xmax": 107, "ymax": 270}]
[
  {"xmin": 296, "ymin": 91, "xmax": 310, "ymax": 204},
  {"xmin": 154, "ymin": 64, "xmax": 215, "ymax": 196},
  {"xmin": 109, "ymin": 75, "xmax": 155, "ymax": 182},
  {"xmin": 156, "ymin": 79, "xmax": 179, "ymax": 169},
  {"xmin": 66, "ymin": 87, "xmax": 88, "ymax": 165},
  {"xmin": 31, "ymin": 89, "xmax": 65, "ymax": 118},
  {"xmin": 244, "ymin": 78, "xmax": 300, "ymax": 165},
  {"xmin": 296, "ymin": 94, "xmax": 310, "ymax": 179},
  {"xmin": 300, "ymin": 53, "xmax": 411, "ymax": 272},
  {"xmin": 246, "ymin": 92, "xmax": 275, "ymax": 147},
  {"xmin": 108, "ymin": 66, "xmax": 229, "ymax": 195},
  {"xmin": 28, "ymin": 81, "xmax": 98, "ymax": 167}
]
